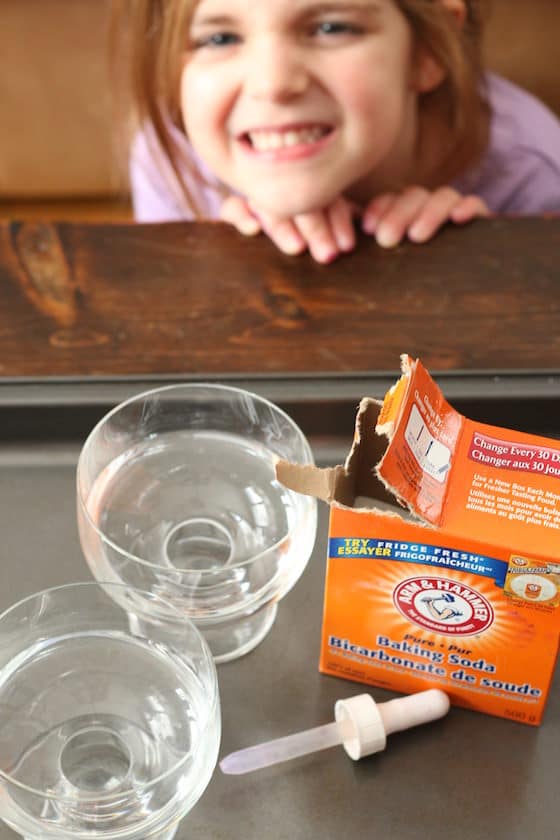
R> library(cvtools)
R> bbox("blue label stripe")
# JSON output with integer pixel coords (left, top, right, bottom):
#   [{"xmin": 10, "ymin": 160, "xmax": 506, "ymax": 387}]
[{"xmin": 328, "ymin": 537, "xmax": 507, "ymax": 587}]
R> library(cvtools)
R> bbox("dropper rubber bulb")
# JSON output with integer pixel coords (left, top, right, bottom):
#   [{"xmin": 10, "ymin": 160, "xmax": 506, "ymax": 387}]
[{"xmin": 220, "ymin": 688, "xmax": 450, "ymax": 775}]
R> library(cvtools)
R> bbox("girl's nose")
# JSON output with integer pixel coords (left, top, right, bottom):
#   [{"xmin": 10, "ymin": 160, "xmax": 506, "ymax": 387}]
[{"xmin": 244, "ymin": 39, "xmax": 309, "ymax": 102}]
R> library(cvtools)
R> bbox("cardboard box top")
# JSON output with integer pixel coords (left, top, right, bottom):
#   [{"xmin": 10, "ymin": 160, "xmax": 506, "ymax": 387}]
[{"xmin": 278, "ymin": 355, "xmax": 560, "ymax": 560}]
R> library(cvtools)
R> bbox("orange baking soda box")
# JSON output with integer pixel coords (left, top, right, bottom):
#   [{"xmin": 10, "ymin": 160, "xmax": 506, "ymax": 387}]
[{"xmin": 277, "ymin": 356, "xmax": 559, "ymax": 725}]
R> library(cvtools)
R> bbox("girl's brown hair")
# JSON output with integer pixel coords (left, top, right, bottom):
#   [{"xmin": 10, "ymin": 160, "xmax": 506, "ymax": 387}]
[
  {"xmin": 398, "ymin": 0, "xmax": 490, "ymax": 183},
  {"xmin": 111, "ymin": 0, "xmax": 489, "ymax": 213}
]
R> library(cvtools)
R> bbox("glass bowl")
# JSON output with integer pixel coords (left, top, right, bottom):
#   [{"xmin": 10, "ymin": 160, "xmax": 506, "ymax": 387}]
[
  {"xmin": 0, "ymin": 582, "xmax": 220, "ymax": 840},
  {"xmin": 77, "ymin": 384, "xmax": 317, "ymax": 662}
]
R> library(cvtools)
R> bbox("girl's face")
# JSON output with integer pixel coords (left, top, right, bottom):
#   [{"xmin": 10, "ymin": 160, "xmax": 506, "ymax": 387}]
[{"xmin": 181, "ymin": 0, "xmax": 436, "ymax": 216}]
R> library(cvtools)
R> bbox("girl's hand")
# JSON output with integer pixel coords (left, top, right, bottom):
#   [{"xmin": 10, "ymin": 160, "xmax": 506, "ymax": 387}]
[
  {"xmin": 220, "ymin": 195, "xmax": 357, "ymax": 264},
  {"xmin": 220, "ymin": 186, "xmax": 490, "ymax": 260},
  {"xmin": 361, "ymin": 185, "xmax": 490, "ymax": 248}
]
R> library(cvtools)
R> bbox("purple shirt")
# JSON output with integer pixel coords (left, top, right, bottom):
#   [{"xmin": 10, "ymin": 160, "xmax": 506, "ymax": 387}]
[
  {"xmin": 130, "ymin": 73, "xmax": 560, "ymax": 221},
  {"xmin": 129, "ymin": 127, "xmax": 225, "ymax": 221},
  {"xmin": 451, "ymin": 74, "xmax": 560, "ymax": 213}
]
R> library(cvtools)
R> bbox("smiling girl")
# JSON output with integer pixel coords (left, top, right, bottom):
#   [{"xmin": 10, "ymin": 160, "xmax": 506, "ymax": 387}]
[{"xmin": 115, "ymin": 0, "xmax": 560, "ymax": 262}]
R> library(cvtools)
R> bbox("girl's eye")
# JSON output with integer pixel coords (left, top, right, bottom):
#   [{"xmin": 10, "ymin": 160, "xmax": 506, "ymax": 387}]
[
  {"xmin": 192, "ymin": 31, "xmax": 240, "ymax": 49},
  {"xmin": 312, "ymin": 20, "xmax": 361, "ymax": 37}
]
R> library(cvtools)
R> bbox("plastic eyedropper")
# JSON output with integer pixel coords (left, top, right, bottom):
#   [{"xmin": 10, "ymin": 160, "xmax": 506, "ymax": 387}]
[{"xmin": 220, "ymin": 689, "xmax": 450, "ymax": 775}]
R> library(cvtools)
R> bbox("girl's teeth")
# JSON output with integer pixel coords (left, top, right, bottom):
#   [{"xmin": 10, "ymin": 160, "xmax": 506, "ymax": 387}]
[{"xmin": 248, "ymin": 127, "xmax": 326, "ymax": 150}]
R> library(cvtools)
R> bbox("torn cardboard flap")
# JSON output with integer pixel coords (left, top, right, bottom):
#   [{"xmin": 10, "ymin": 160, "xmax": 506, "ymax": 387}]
[
  {"xmin": 375, "ymin": 354, "xmax": 463, "ymax": 526},
  {"xmin": 276, "ymin": 393, "xmax": 411, "ymax": 516},
  {"xmin": 277, "ymin": 356, "xmax": 456, "ymax": 526},
  {"xmin": 279, "ymin": 354, "xmax": 560, "ymax": 559},
  {"xmin": 276, "ymin": 359, "xmax": 449, "ymax": 523},
  {"xmin": 375, "ymin": 353, "xmax": 414, "ymax": 438},
  {"xmin": 275, "ymin": 461, "xmax": 349, "ymax": 506}
]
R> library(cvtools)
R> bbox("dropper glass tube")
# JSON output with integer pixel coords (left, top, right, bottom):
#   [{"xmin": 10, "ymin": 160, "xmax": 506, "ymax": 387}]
[{"xmin": 221, "ymin": 689, "xmax": 450, "ymax": 775}]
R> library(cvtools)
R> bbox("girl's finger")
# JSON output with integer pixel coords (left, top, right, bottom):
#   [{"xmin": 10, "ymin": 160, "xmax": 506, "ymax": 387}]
[
  {"xmin": 374, "ymin": 186, "xmax": 432, "ymax": 247},
  {"xmin": 219, "ymin": 196, "xmax": 261, "ymax": 236},
  {"xmin": 327, "ymin": 197, "xmax": 356, "ymax": 253},
  {"xmin": 256, "ymin": 210, "xmax": 308, "ymax": 255},
  {"xmin": 361, "ymin": 193, "xmax": 397, "ymax": 235},
  {"xmin": 406, "ymin": 187, "xmax": 465, "ymax": 242},
  {"xmin": 449, "ymin": 194, "xmax": 491, "ymax": 224},
  {"xmin": 292, "ymin": 211, "xmax": 340, "ymax": 263}
]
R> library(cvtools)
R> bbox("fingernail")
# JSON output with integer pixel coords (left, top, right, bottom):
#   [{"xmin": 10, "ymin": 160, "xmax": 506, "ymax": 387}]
[
  {"xmin": 362, "ymin": 217, "xmax": 377, "ymax": 235},
  {"xmin": 408, "ymin": 222, "xmax": 428, "ymax": 242},
  {"xmin": 240, "ymin": 219, "xmax": 260, "ymax": 236},
  {"xmin": 376, "ymin": 226, "xmax": 399, "ymax": 248},
  {"xmin": 315, "ymin": 246, "xmax": 338, "ymax": 263},
  {"xmin": 281, "ymin": 238, "xmax": 305, "ymax": 255},
  {"xmin": 338, "ymin": 235, "xmax": 355, "ymax": 252}
]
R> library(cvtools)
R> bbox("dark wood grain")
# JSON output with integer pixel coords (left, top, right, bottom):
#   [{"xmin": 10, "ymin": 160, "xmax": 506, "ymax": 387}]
[{"xmin": 1, "ymin": 217, "xmax": 559, "ymax": 377}]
